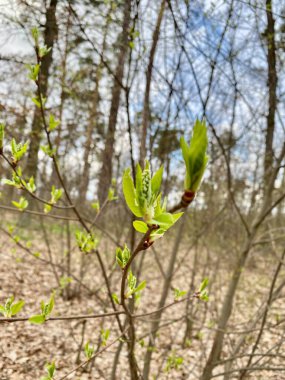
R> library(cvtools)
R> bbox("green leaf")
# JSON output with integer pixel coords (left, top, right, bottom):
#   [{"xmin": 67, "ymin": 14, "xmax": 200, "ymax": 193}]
[
  {"xmin": 172, "ymin": 212, "xmax": 184, "ymax": 223},
  {"xmin": 180, "ymin": 119, "xmax": 208, "ymax": 192},
  {"xmin": 29, "ymin": 314, "xmax": 46, "ymax": 324},
  {"xmin": 46, "ymin": 292, "xmax": 55, "ymax": 315},
  {"xmin": 133, "ymin": 220, "xmax": 148, "ymax": 234},
  {"xmin": 12, "ymin": 196, "xmax": 28, "ymax": 211},
  {"xmin": 101, "ymin": 329, "xmax": 110, "ymax": 346},
  {"xmin": 112, "ymin": 293, "xmax": 120, "ymax": 305},
  {"xmin": 84, "ymin": 342, "xmax": 94, "ymax": 359},
  {"xmin": 27, "ymin": 64, "xmax": 40, "ymax": 81},
  {"xmin": 76, "ymin": 231, "xmax": 98, "ymax": 253},
  {"xmin": 151, "ymin": 165, "xmax": 163, "ymax": 195},
  {"xmin": 108, "ymin": 187, "xmax": 118, "ymax": 201},
  {"xmin": 151, "ymin": 212, "xmax": 183, "ymax": 230},
  {"xmin": 41, "ymin": 145, "xmax": 55, "ymax": 157},
  {"xmin": 198, "ymin": 278, "xmax": 209, "ymax": 302},
  {"xmin": 44, "ymin": 204, "xmax": 52, "ymax": 214},
  {"xmin": 173, "ymin": 288, "xmax": 187, "ymax": 301},
  {"xmin": 116, "ymin": 244, "xmax": 130, "ymax": 268},
  {"xmin": 153, "ymin": 212, "xmax": 174, "ymax": 228},
  {"xmin": 127, "ymin": 270, "xmax": 137, "ymax": 293},
  {"xmin": 48, "ymin": 114, "xmax": 60, "ymax": 131},
  {"xmin": 10, "ymin": 300, "xmax": 25, "ymax": 316},
  {"xmin": 10, "ymin": 139, "xmax": 28, "ymax": 162},
  {"xmin": 122, "ymin": 169, "xmax": 142, "ymax": 217},
  {"xmin": 91, "ymin": 201, "xmax": 100, "ymax": 212},
  {"xmin": 25, "ymin": 176, "xmax": 36, "ymax": 193},
  {"xmin": 46, "ymin": 362, "xmax": 56, "ymax": 378},
  {"xmin": 31, "ymin": 97, "xmax": 41, "ymax": 108},
  {"xmin": 32, "ymin": 95, "xmax": 46, "ymax": 109},
  {"xmin": 39, "ymin": 45, "xmax": 51, "ymax": 58},
  {"xmin": 31, "ymin": 27, "xmax": 39, "ymax": 44},
  {"xmin": 199, "ymin": 278, "xmax": 209, "ymax": 292},
  {"xmin": 51, "ymin": 186, "xmax": 63, "ymax": 203},
  {"xmin": 0, "ymin": 305, "xmax": 6, "ymax": 315},
  {"xmin": 134, "ymin": 280, "xmax": 146, "ymax": 293}
]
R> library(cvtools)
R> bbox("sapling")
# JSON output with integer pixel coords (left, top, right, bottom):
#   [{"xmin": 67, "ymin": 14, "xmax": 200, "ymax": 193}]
[{"xmin": 0, "ymin": 26, "xmax": 211, "ymax": 380}]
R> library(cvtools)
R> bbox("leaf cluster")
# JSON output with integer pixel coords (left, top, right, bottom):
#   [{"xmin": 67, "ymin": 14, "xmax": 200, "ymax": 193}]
[
  {"xmin": 29, "ymin": 293, "xmax": 55, "ymax": 324},
  {"xmin": 12, "ymin": 196, "xmax": 29, "ymax": 211},
  {"xmin": 123, "ymin": 162, "xmax": 183, "ymax": 241},
  {"xmin": 11, "ymin": 138, "xmax": 29, "ymax": 164},
  {"xmin": 180, "ymin": 119, "xmax": 208, "ymax": 192},
  {"xmin": 0, "ymin": 296, "xmax": 25, "ymax": 318},
  {"xmin": 75, "ymin": 231, "xmax": 98, "ymax": 253}
]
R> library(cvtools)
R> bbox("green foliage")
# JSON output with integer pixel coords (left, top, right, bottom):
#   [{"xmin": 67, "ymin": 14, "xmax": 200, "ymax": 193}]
[
  {"xmin": 25, "ymin": 176, "xmax": 36, "ymax": 193},
  {"xmin": 27, "ymin": 63, "xmax": 40, "ymax": 81},
  {"xmin": 32, "ymin": 95, "xmax": 46, "ymax": 109},
  {"xmin": 84, "ymin": 341, "xmax": 94, "ymax": 359},
  {"xmin": 165, "ymin": 353, "xmax": 184, "ymax": 372},
  {"xmin": 133, "ymin": 212, "xmax": 183, "ymax": 242},
  {"xmin": 31, "ymin": 27, "xmax": 39, "ymax": 45},
  {"xmin": 123, "ymin": 162, "xmax": 183, "ymax": 240},
  {"xmin": 76, "ymin": 231, "xmax": 98, "ymax": 253},
  {"xmin": 41, "ymin": 362, "xmax": 56, "ymax": 380},
  {"xmin": 91, "ymin": 201, "xmax": 100, "ymax": 212},
  {"xmin": 112, "ymin": 293, "xmax": 120, "ymax": 305},
  {"xmin": 11, "ymin": 196, "xmax": 29, "ymax": 211},
  {"xmin": 0, "ymin": 296, "xmax": 25, "ymax": 318},
  {"xmin": 41, "ymin": 145, "xmax": 56, "ymax": 157},
  {"xmin": 44, "ymin": 186, "xmax": 63, "ymax": 213},
  {"xmin": 51, "ymin": 186, "xmax": 63, "ymax": 203},
  {"xmin": 180, "ymin": 119, "xmax": 208, "ymax": 192},
  {"xmin": 116, "ymin": 244, "xmax": 130, "ymax": 269},
  {"xmin": 48, "ymin": 114, "xmax": 60, "ymax": 132},
  {"xmin": 31, "ymin": 26, "xmax": 51, "ymax": 58},
  {"xmin": 101, "ymin": 329, "xmax": 110, "ymax": 346},
  {"xmin": 59, "ymin": 276, "xmax": 72, "ymax": 290},
  {"xmin": 3, "ymin": 169, "xmax": 37, "ymax": 194},
  {"xmin": 11, "ymin": 138, "xmax": 29, "ymax": 163},
  {"xmin": 173, "ymin": 288, "xmax": 187, "ymax": 301},
  {"xmin": 2, "ymin": 167, "xmax": 23, "ymax": 189},
  {"xmin": 39, "ymin": 45, "xmax": 51, "ymax": 58},
  {"xmin": 198, "ymin": 278, "xmax": 209, "ymax": 301},
  {"xmin": 29, "ymin": 292, "xmax": 55, "ymax": 324},
  {"xmin": 108, "ymin": 186, "xmax": 118, "ymax": 201},
  {"xmin": 125, "ymin": 270, "xmax": 146, "ymax": 299}
]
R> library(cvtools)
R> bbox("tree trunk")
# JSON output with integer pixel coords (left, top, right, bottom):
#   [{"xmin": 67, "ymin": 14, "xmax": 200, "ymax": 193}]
[
  {"xmin": 25, "ymin": 0, "xmax": 58, "ymax": 179},
  {"xmin": 263, "ymin": 0, "xmax": 277, "ymax": 191},
  {"xmin": 97, "ymin": 0, "xmax": 131, "ymax": 205},
  {"xmin": 79, "ymin": 4, "xmax": 112, "ymax": 204},
  {"xmin": 139, "ymin": 0, "xmax": 166, "ymax": 166}
]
